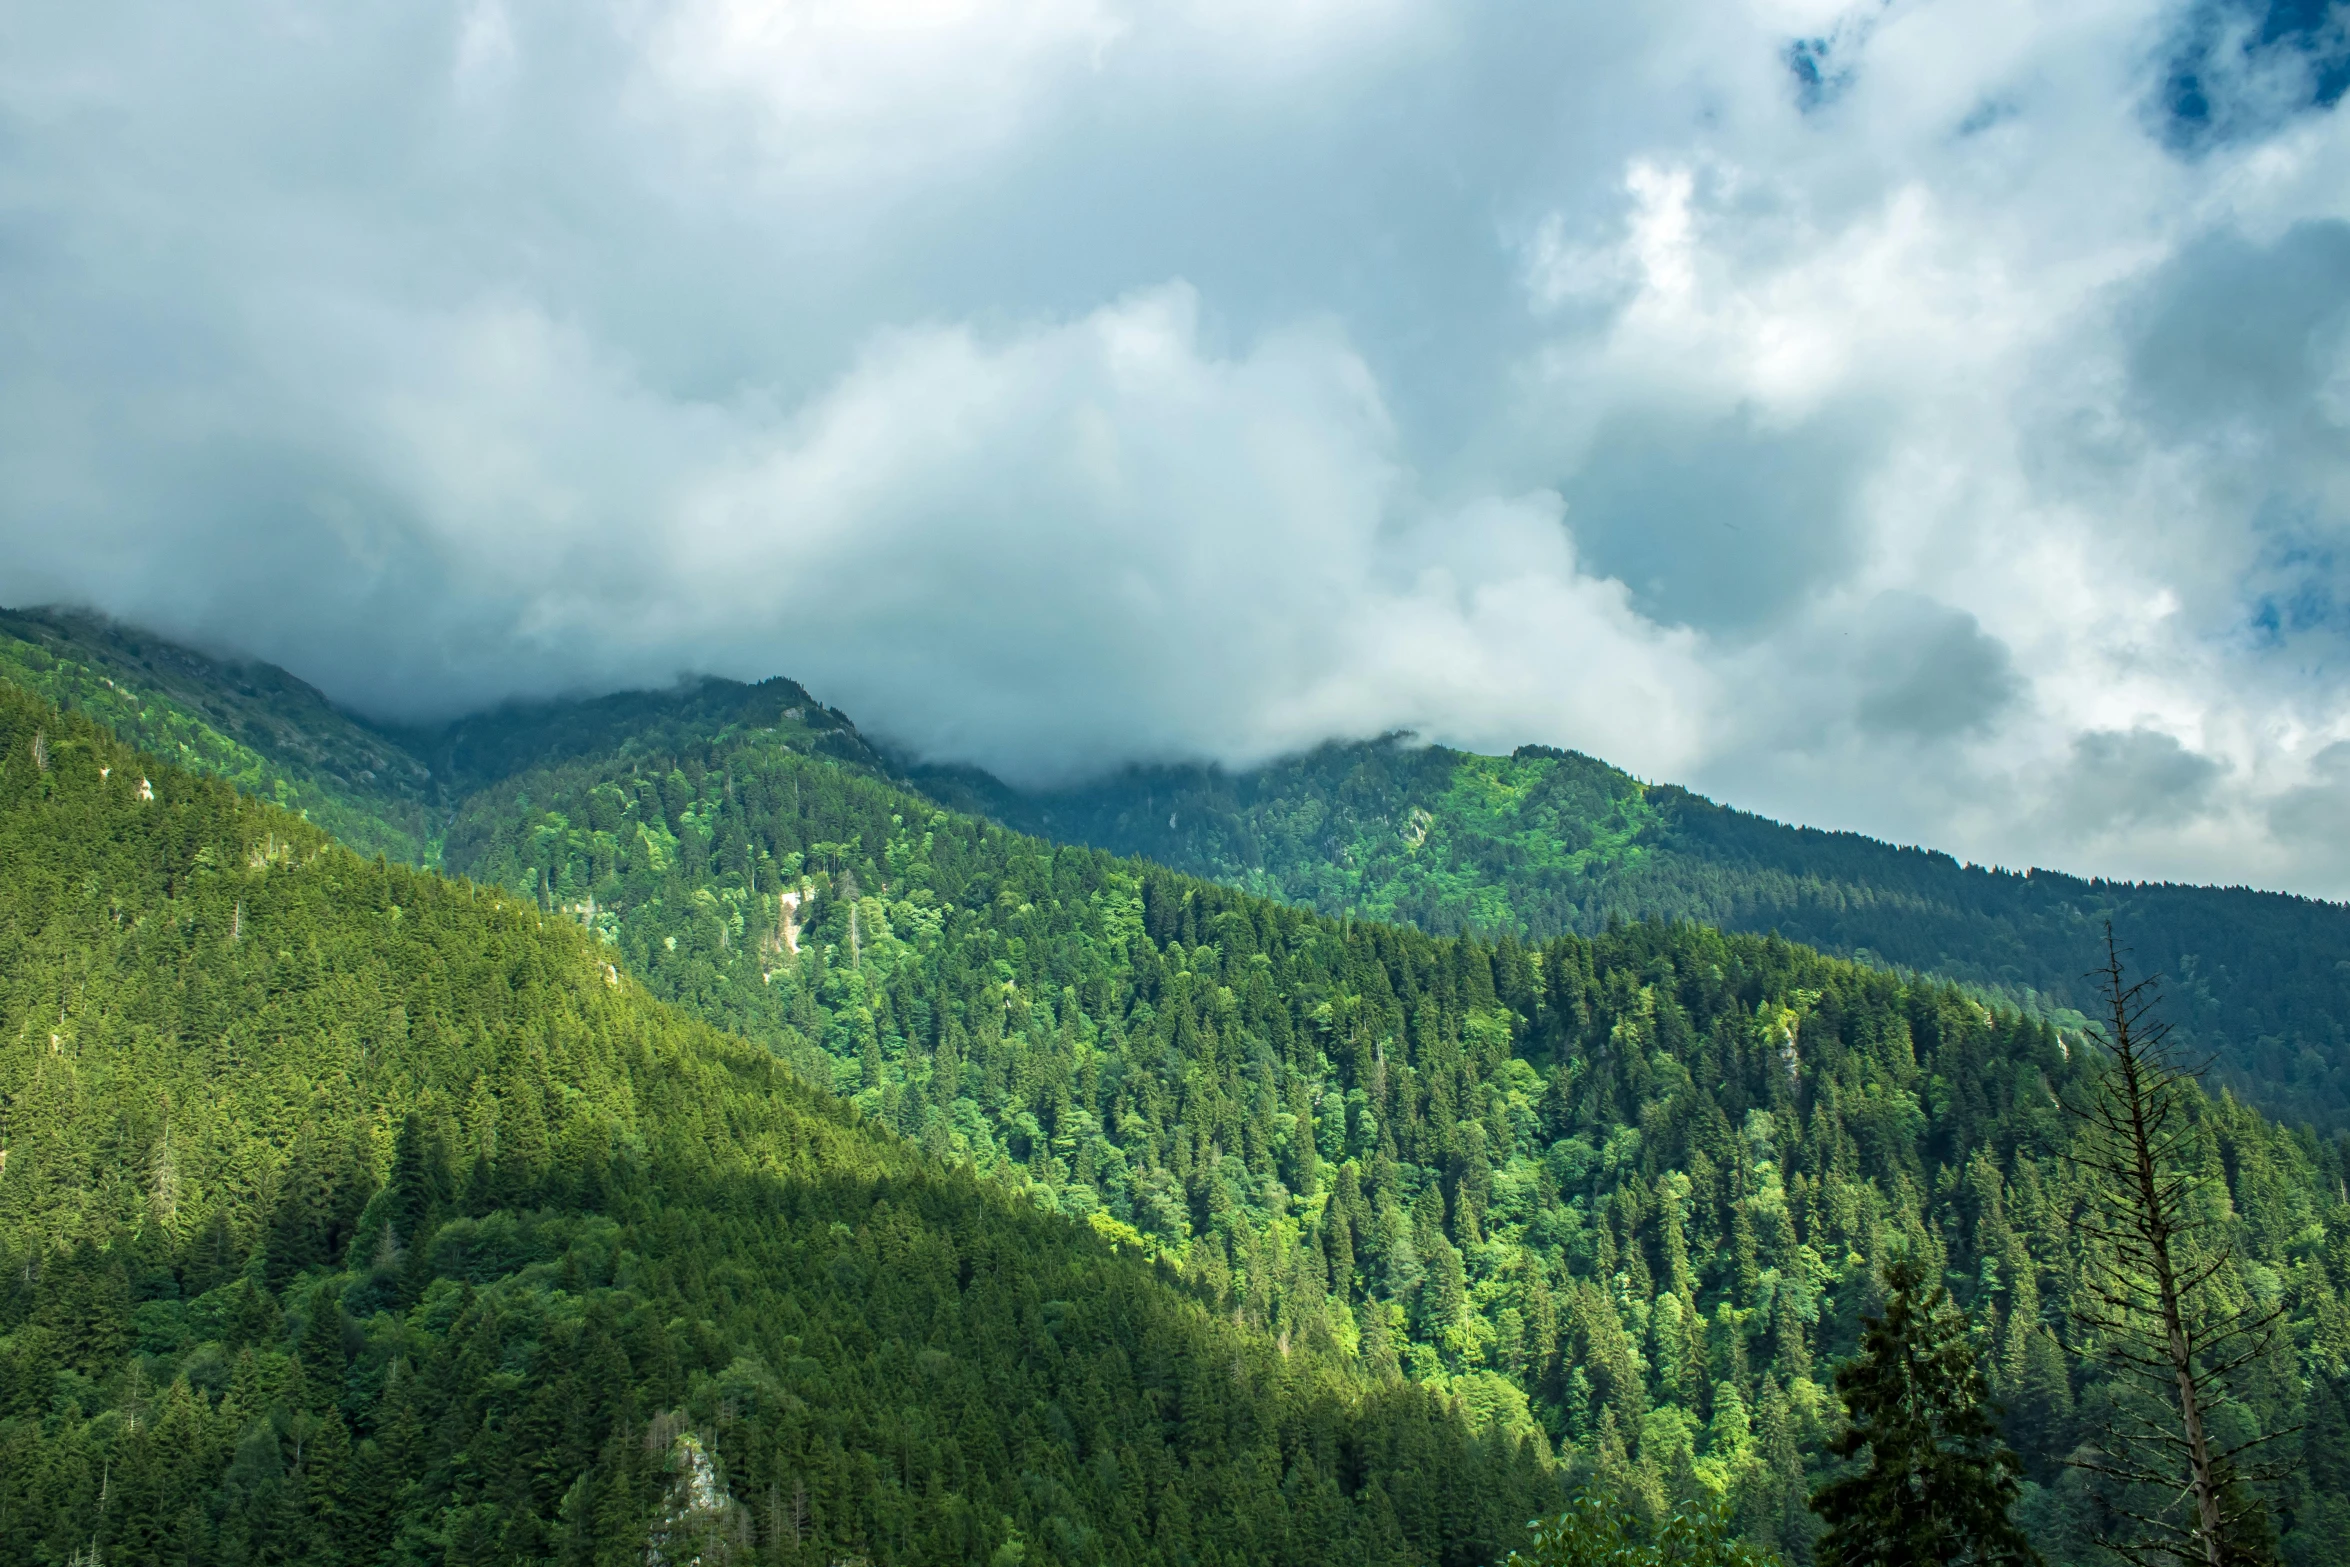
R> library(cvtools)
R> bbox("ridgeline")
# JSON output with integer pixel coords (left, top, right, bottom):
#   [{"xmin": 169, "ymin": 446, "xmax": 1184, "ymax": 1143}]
[{"xmin": 9, "ymin": 611, "xmax": 2350, "ymax": 1564}]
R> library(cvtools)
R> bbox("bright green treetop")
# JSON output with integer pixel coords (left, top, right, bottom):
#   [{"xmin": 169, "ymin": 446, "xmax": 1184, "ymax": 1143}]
[{"xmin": 1509, "ymin": 1489, "xmax": 1783, "ymax": 1567}]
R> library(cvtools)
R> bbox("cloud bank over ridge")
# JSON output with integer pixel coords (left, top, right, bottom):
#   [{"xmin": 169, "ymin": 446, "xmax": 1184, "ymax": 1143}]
[{"xmin": 4, "ymin": 0, "xmax": 2350, "ymax": 894}]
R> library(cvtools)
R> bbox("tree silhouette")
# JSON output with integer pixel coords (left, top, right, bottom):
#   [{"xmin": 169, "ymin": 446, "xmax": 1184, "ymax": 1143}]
[{"xmin": 2062, "ymin": 926, "xmax": 2287, "ymax": 1565}]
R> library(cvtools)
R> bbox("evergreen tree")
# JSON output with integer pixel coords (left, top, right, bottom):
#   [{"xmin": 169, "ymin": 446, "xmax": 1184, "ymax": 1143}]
[{"xmin": 1810, "ymin": 1254, "xmax": 2040, "ymax": 1567}]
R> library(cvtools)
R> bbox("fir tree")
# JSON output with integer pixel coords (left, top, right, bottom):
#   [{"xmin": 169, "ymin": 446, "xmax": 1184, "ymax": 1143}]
[{"xmin": 1810, "ymin": 1254, "xmax": 2040, "ymax": 1567}]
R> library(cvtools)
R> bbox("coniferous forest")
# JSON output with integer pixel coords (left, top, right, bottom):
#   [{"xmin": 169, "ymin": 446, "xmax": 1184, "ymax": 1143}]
[
  {"xmin": 433, "ymin": 685, "xmax": 2350, "ymax": 1566},
  {"xmin": 13, "ymin": 604, "xmax": 2348, "ymax": 1135},
  {"xmin": 10, "ymin": 644, "xmax": 2350, "ymax": 1566},
  {"xmin": 921, "ymin": 739, "xmax": 2350, "ymax": 1133},
  {"xmin": 0, "ymin": 686, "xmax": 1565, "ymax": 1565}
]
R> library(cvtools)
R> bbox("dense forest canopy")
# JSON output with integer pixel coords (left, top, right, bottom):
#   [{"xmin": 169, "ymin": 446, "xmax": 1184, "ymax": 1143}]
[
  {"xmin": 10, "ymin": 604, "xmax": 2350, "ymax": 1133},
  {"xmin": 12, "ymin": 610, "xmax": 2350, "ymax": 1563},
  {"xmin": 436, "ymin": 701, "xmax": 2350, "ymax": 1564},
  {"xmin": 0, "ymin": 607, "xmax": 439, "ymax": 865},
  {"xmin": 0, "ymin": 688, "xmax": 1565, "ymax": 1565},
  {"xmin": 930, "ymin": 738, "xmax": 2350, "ymax": 1131}
]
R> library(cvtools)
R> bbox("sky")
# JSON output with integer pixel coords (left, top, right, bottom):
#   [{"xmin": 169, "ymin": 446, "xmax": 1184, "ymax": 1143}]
[{"xmin": 3, "ymin": 2, "xmax": 2350, "ymax": 896}]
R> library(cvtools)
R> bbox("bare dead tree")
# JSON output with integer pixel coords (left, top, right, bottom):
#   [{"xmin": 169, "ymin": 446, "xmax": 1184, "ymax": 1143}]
[{"xmin": 2061, "ymin": 925, "xmax": 2288, "ymax": 1566}]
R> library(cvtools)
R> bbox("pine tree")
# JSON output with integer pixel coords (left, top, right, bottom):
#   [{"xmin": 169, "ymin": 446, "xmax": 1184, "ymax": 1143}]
[{"xmin": 1809, "ymin": 1254, "xmax": 2039, "ymax": 1567}]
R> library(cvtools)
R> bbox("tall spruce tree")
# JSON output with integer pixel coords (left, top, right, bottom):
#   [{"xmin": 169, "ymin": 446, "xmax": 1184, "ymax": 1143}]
[{"xmin": 1811, "ymin": 1254, "xmax": 2040, "ymax": 1567}]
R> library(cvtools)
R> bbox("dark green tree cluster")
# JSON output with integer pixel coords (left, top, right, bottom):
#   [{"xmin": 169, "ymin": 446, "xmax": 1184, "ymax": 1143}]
[
  {"xmin": 1506, "ymin": 1489, "xmax": 1779, "ymax": 1567},
  {"xmin": 1809, "ymin": 1255, "xmax": 2037, "ymax": 1567},
  {"xmin": 0, "ymin": 687, "xmax": 1566, "ymax": 1566},
  {"xmin": 442, "ymin": 718, "xmax": 2350, "ymax": 1563}
]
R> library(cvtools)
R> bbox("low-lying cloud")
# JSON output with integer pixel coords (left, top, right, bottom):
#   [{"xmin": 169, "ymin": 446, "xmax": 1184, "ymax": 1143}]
[{"xmin": 4, "ymin": 0, "xmax": 2350, "ymax": 895}]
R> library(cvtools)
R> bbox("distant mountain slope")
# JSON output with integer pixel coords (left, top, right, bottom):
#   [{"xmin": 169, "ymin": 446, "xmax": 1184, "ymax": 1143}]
[
  {"xmin": 0, "ymin": 606, "xmax": 438, "ymax": 862},
  {"xmin": 921, "ymin": 738, "xmax": 2350, "ymax": 1129},
  {"xmin": 390, "ymin": 673, "xmax": 890, "ymax": 800},
  {"xmin": 6, "ymin": 607, "xmax": 2348, "ymax": 1132},
  {"xmin": 0, "ymin": 607, "xmax": 894, "ymax": 869},
  {"xmin": 0, "ymin": 682, "xmax": 1564, "ymax": 1566}
]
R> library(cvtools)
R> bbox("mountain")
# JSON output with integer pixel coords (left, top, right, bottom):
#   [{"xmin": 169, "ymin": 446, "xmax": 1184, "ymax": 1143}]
[
  {"xmin": 920, "ymin": 738, "xmax": 2350, "ymax": 1131},
  {"xmin": 388, "ymin": 675, "xmax": 894, "ymax": 804},
  {"xmin": 0, "ymin": 685, "xmax": 1567, "ymax": 1565},
  {"xmin": 10, "ymin": 605, "xmax": 2350, "ymax": 1139},
  {"xmin": 0, "ymin": 606, "xmax": 440, "ymax": 864},
  {"xmin": 427, "ymin": 682, "xmax": 2350, "ymax": 1564},
  {"xmin": 0, "ymin": 606, "xmax": 897, "ymax": 869},
  {"xmin": 9, "ymin": 621, "xmax": 2350, "ymax": 1561}
]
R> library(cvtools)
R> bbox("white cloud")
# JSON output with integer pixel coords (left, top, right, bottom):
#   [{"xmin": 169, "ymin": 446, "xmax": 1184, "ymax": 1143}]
[
  {"xmin": 1503, "ymin": 1, "xmax": 2350, "ymax": 891},
  {"xmin": 289, "ymin": 280, "xmax": 1713, "ymax": 783},
  {"xmin": 627, "ymin": 0, "xmax": 1124, "ymax": 188},
  {"xmin": 4, "ymin": 0, "xmax": 2350, "ymax": 893}
]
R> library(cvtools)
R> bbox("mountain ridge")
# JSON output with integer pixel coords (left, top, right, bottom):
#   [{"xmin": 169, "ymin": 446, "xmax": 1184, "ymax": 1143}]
[
  {"xmin": 373, "ymin": 675, "xmax": 2350, "ymax": 1564},
  {"xmin": 9, "ymin": 619, "xmax": 2350, "ymax": 1561},
  {"xmin": 8, "ymin": 603, "xmax": 2350, "ymax": 1131},
  {"xmin": 913, "ymin": 740, "xmax": 2350, "ymax": 1130}
]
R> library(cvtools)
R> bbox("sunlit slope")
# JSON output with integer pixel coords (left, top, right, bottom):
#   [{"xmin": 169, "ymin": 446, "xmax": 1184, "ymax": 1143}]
[
  {"xmin": 0, "ymin": 605, "xmax": 438, "ymax": 863},
  {"xmin": 935, "ymin": 737, "xmax": 2350, "ymax": 1129},
  {"xmin": 439, "ymin": 705, "xmax": 2350, "ymax": 1564},
  {"xmin": 0, "ymin": 608, "xmax": 910, "ymax": 871},
  {"xmin": 0, "ymin": 686, "xmax": 1563, "ymax": 1567}
]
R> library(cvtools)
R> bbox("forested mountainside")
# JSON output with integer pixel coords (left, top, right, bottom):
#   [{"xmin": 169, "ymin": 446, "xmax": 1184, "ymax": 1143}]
[
  {"xmin": 0, "ymin": 687, "xmax": 1568, "ymax": 1567},
  {"xmin": 13, "ymin": 604, "xmax": 2350, "ymax": 1136},
  {"xmin": 926, "ymin": 738, "xmax": 2350, "ymax": 1131},
  {"xmin": 0, "ymin": 607, "xmax": 437, "ymax": 864},
  {"xmin": 0, "ymin": 606, "xmax": 870, "ymax": 873},
  {"xmin": 14, "ymin": 621, "xmax": 2350, "ymax": 1562},
  {"xmin": 442, "ymin": 704, "xmax": 2350, "ymax": 1565},
  {"xmin": 389, "ymin": 675, "xmax": 890, "ymax": 801}
]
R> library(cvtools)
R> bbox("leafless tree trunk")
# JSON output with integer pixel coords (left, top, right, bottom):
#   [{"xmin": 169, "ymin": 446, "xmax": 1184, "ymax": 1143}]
[{"xmin": 2062, "ymin": 925, "xmax": 2286, "ymax": 1566}]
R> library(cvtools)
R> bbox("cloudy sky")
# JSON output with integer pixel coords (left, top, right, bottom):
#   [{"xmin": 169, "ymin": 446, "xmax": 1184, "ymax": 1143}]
[{"xmin": 4, "ymin": 2, "xmax": 2350, "ymax": 895}]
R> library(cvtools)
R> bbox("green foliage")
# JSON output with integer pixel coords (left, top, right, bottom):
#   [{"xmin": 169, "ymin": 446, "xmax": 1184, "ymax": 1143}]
[
  {"xmin": 0, "ymin": 685, "xmax": 1565, "ymax": 1565},
  {"xmin": 15, "ymin": 611, "xmax": 2350, "ymax": 1131},
  {"xmin": 1509, "ymin": 1488, "xmax": 1782, "ymax": 1567},
  {"xmin": 0, "ymin": 606, "xmax": 437, "ymax": 864},
  {"xmin": 912, "ymin": 736, "xmax": 1668, "ymax": 942},
  {"xmin": 12, "ymin": 625, "xmax": 2350, "ymax": 1564},
  {"xmin": 946, "ymin": 738, "xmax": 2350, "ymax": 1132},
  {"xmin": 389, "ymin": 673, "xmax": 889, "ymax": 802},
  {"xmin": 1809, "ymin": 1255, "xmax": 2039, "ymax": 1567},
  {"xmin": 433, "ymin": 714, "xmax": 2350, "ymax": 1565}
]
